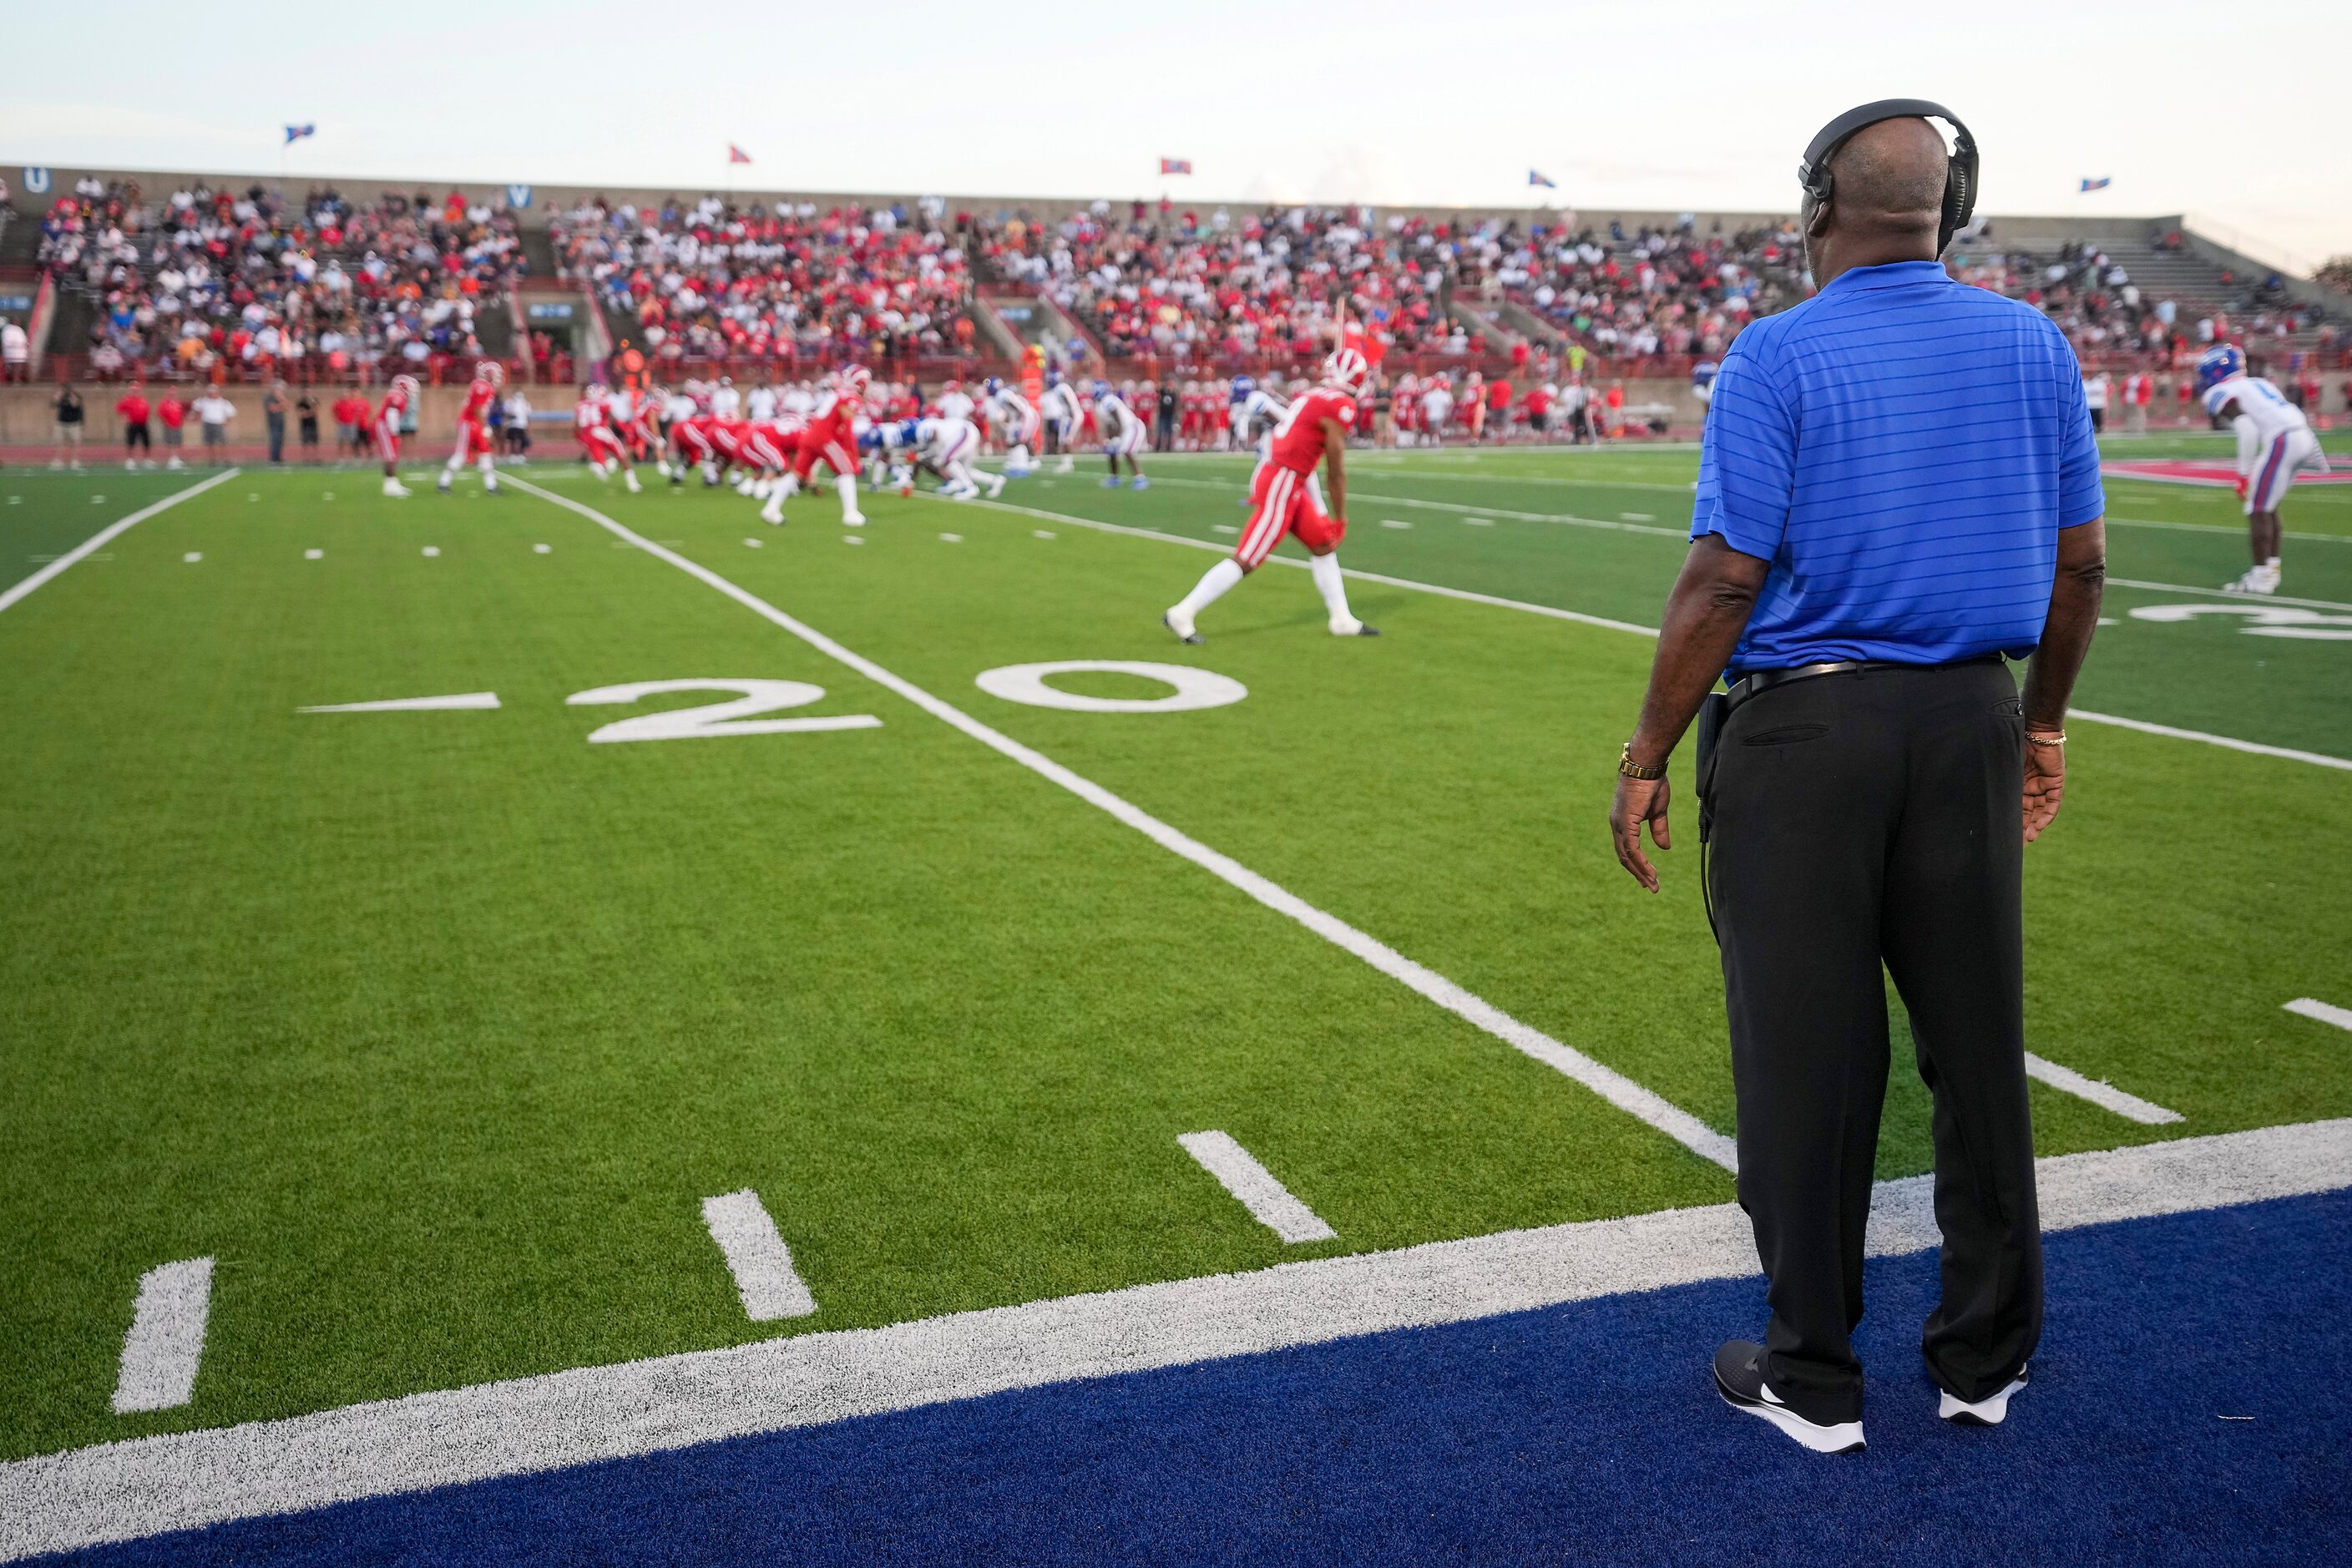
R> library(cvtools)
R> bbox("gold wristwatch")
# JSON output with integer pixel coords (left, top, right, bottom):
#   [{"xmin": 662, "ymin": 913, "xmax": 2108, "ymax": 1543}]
[{"xmin": 1618, "ymin": 743, "xmax": 1667, "ymax": 781}]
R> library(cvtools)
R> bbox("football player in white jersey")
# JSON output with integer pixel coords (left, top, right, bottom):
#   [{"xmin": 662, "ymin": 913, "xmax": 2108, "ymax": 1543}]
[
  {"xmin": 888, "ymin": 415, "xmax": 1002, "ymax": 501},
  {"xmin": 935, "ymin": 379, "xmax": 976, "ymax": 424},
  {"xmin": 1092, "ymin": 380, "xmax": 1149, "ymax": 489},
  {"xmin": 1229, "ymin": 376, "xmax": 1290, "ymax": 460},
  {"xmin": 983, "ymin": 377, "xmax": 1039, "ymax": 477},
  {"xmin": 1041, "ymin": 376, "xmax": 1085, "ymax": 473},
  {"xmin": 2198, "ymin": 345, "xmax": 2327, "ymax": 594}
]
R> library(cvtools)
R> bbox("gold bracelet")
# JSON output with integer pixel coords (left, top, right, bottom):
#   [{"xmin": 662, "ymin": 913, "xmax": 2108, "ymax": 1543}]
[
  {"xmin": 2026, "ymin": 731, "xmax": 2066, "ymax": 746},
  {"xmin": 1618, "ymin": 743, "xmax": 1667, "ymax": 780}
]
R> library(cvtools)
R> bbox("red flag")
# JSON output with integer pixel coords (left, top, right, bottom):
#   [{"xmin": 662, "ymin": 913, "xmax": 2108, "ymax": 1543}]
[
  {"xmin": 1159, "ymin": 158, "xmax": 1191, "ymax": 176},
  {"xmin": 727, "ymin": 144, "xmax": 752, "ymax": 164}
]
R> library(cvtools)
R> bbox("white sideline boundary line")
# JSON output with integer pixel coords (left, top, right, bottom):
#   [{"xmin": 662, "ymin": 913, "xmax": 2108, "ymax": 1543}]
[
  {"xmin": 8, "ymin": 1118, "xmax": 2347, "ymax": 1558},
  {"xmin": 2071, "ymin": 710, "xmax": 2352, "ymax": 771},
  {"xmin": 1178, "ymin": 1131, "xmax": 1338, "ymax": 1244},
  {"xmin": 109, "ymin": 1259, "xmax": 215, "ymax": 1415},
  {"xmin": 502, "ymin": 476, "xmax": 1728, "ymax": 1168},
  {"xmin": 700, "ymin": 1191, "xmax": 818, "ymax": 1322},
  {"xmin": 0, "ymin": 468, "xmax": 239, "ymax": 615},
  {"xmin": 2284, "ymin": 997, "xmax": 2352, "ymax": 1033},
  {"xmin": 2022, "ymin": 1053, "xmax": 2183, "ymax": 1125}
]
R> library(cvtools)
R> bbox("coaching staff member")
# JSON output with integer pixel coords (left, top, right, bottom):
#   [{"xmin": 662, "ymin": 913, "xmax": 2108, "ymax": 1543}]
[{"xmin": 1606, "ymin": 102, "xmax": 2107, "ymax": 1454}]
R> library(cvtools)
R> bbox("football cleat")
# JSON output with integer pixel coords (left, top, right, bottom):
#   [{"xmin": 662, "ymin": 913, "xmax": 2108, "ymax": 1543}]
[
  {"xmin": 1163, "ymin": 610, "xmax": 1202, "ymax": 645},
  {"xmin": 2223, "ymin": 565, "xmax": 2280, "ymax": 595},
  {"xmin": 1130, "ymin": 475, "xmax": 1150, "ymax": 490},
  {"xmin": 1329, "ymin": 618, "xmax": 1381, "ymax": 637}
]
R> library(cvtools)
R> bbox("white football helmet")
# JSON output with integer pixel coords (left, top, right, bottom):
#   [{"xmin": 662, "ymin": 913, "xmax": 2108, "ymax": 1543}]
[{"xmin": 1323, "ymin": 346, "xmax": 1372, "ymax": 397}]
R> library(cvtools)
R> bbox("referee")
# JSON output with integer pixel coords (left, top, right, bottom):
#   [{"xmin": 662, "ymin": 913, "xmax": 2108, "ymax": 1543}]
[{"xmin": 1606, "ymin": 105, "xmax": 2107, "ymax": 1454}]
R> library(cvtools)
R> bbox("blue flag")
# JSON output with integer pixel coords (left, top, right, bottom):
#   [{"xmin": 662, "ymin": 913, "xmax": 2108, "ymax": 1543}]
[
  {"xmin": 1529, "ymin": 169, "xmax": 1557, "ymax": 189},
  {"xmin": 2078, "ymin": 176, "xmax": 2111, "ymax": 192},
  {"xmin": 285, "ymin": 124, "xmax": 316, "ymax": 145}
]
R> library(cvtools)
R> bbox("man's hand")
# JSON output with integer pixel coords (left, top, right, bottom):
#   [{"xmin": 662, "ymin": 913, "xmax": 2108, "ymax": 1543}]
[
  {"xmin": 2022, "ymin": 741, "xmax": 2066, "ymax": 842},
  {"xmin": 1610, "ymin": 773, "xmax": 1672, "ymax": 892}
]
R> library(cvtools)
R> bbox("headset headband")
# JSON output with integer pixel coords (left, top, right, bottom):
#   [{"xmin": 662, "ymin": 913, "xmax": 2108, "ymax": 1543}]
[{"xmin": 1798, "ymin": 98, "xmax": 1979, "ymax": 255}]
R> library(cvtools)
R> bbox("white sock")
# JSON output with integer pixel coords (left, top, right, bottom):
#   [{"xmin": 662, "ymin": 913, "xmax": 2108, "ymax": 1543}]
[
  {"xmin": 1310, "ymin": 552, "xmax": 1354, "ymax": 622},
  {"xmin": 478, "ymin": 456, "xmax": 497, "ymax": 489},
  {"xmin": 1175, "ymin": 558, "xmax": 1246, "ymax": 620},
  {"xmin": 837, "ymin": 473, "xmax": 860, "ymax": 514}
]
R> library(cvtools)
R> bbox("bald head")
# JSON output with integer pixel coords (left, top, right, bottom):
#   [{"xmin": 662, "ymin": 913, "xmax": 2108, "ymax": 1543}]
[{"xmin": 1827, "ymin": 118, "xmax": 1950, "ymax": 244}]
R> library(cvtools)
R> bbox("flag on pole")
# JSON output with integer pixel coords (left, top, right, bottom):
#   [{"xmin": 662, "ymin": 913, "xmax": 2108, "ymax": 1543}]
[
  {"xmin": 1529, "ymin": 169, "xmax": 1557, "ymax": 189},
  {"xmin": 728, "ymin": 144, "xmax": 753, "ymax": 164},
  {"xmin": 284, "ymin": 124, "xmax": 316, "ymax": 145},
  {"xmin": 1159, "ymin": 158, "xmax": 1192, "ymax": 176},
  {"xmin": 2078, "ymin": 176, "xmax": 2112, "ymax": 192}
]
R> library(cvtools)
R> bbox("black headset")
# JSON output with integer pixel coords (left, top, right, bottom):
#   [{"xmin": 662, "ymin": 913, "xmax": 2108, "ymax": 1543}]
[{"xmin": 1798, "ymin": 99, "xmax": 1979, "ymax": 255}]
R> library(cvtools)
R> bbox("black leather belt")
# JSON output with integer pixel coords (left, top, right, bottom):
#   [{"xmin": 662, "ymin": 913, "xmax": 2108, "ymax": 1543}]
[{"xmin": 1723, "ymin": 652, "xmax": 2004, "ymax": 715}]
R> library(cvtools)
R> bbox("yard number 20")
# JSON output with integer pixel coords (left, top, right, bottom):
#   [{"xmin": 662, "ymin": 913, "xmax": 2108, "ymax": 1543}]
[{"xmin": 565, "ymin": 680, "xmax": 883, "ymax": 743}]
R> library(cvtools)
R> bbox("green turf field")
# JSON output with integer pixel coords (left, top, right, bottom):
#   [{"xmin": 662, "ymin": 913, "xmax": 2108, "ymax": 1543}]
[{"xmin": 3, "ymin": 438, "xmax": 2348, "ymax": 1466}]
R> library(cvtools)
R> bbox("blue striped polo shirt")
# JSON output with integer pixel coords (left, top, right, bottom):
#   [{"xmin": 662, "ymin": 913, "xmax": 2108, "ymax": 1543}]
[{"xmin": 1692, "ymin": 259, "xmax": 2104, "ymax": 678}]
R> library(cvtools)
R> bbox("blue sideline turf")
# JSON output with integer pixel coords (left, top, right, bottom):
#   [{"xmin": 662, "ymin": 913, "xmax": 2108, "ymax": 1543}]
[{"xmin": 53, "ymin": 1191, "xmax": 2352, "ymax": 1566}]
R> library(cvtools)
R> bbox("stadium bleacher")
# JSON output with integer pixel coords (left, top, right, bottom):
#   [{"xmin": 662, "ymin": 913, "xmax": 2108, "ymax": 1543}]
[{"xmin": 8, "ymin": 167, "xmax": 2346, "ymax": 398}]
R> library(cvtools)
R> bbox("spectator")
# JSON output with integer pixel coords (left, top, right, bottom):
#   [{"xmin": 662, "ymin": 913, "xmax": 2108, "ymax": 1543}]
[
  {"xmin": 157, "ymin": 388, "xmax": 187, "ymax": 468},
  {"xmin": 115, "ymin": 380, "xmax": 153, "ymax": 468},
  {"xmin": 2, "ymin": 316, "xmax": 28, "ymax": 382},
  {"xmin": 296, "ymin": 389, "xmax": 319, "ymax": 459},
  {"xmin": 503, "ymin": 387, "xmax": 532, "ymax": 458},
  {"xmin": 52, "ymin": 380, "xmax": 86, "ymax": 469},
  {"xmin": 192, "ymin": 388, "xmax": 235, "ymax": 463}
]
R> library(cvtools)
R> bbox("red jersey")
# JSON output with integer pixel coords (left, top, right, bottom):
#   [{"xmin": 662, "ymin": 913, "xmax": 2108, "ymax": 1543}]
[
  {"xmin": 158, "ymin": 397, "xmax": 187, "ymax": 430},
  {"xmin": 574, "ymin": 396, "xmax": 610, "ymax": 433},
  {"xmin": 378, "ymin": 385, "xmax": 410, "ymax": 424},
  {"xmin": 116, "ymin": 392, "xmax": 151, "ymax": 424},
  {"xmin": 798, "ymin": 392, "xmax": 857, "ymax": 452},
  {"xmin": 458, "ymin": 378, "xmax": 497, "ymax": 425},
  {"xmin": 1266, "ymin": 386, "xmax": 1358, "ymax": 474}
]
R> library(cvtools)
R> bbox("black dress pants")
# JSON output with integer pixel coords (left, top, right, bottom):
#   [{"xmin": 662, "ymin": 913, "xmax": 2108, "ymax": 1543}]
[{"xmin": 1708, "ymin": 658, "xmax": 2041, "ymax": 1424}]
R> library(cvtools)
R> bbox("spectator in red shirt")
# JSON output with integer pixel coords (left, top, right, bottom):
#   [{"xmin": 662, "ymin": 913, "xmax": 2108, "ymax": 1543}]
[
  {"xmin": 1487, "ymin": 377, "xmax": 1513, "ymax": 442},
  {"xmin": 155, "ymin": 388, "xmax": 187, "ymax": 470},
  {"xmin": 115, "ymin": 382, "xmax": 154, "ymax": 468}
]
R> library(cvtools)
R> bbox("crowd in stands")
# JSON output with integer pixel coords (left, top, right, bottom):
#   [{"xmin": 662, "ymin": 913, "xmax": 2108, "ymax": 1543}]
[
  {"xmin": 1945, "ymin": 236, "xmax": 2326, "ymax": 363},
  {"xmin": 552, "ymin": 195, "xmax": 976, "ymax": 367},
  {"xmin": 33, "ymin": 178, "xmax": 525, "ymax": 380},
  {"xmin": 972, "ymin": 200, "xmax": 1803, "ymax": 372}
]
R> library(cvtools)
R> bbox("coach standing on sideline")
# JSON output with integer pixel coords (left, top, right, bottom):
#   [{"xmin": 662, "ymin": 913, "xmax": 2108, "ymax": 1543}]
[{"xmin": 1606, "ymin": 104, "xmax": 2107, "ymax": 1454}]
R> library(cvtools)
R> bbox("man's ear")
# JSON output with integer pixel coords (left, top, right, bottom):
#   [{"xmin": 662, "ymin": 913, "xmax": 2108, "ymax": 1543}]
[{"xmin": 1803, "ymin": 194, "xmax": 1834, "ymax": 241}]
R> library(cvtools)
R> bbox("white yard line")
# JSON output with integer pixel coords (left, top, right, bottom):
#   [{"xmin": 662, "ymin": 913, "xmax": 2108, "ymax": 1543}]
[
  {"xmin": 940, "ymin": 493, "xmax": 1662, "ymax": 638},
  {"xmin": 700, "ymin": 1191, "xmax": 818, "ymax": 1322},
  {"xmin": 2284, "ymin": 998, "xmax": 2352, "ymax": 1033},
  {"xmin": 300, "ymin": 693, "xmax": 502, "ymax": 713},
  {"xmin": 1178, "ymin": 1132, "xmax": 1338, "ymax": 1243},
  {"xmin": 2022, "ymin": 1053, "xmax": 2183, "ymax": 1125},
  {"xmin": 110, "ymin": 1259, "xmax": 215, "ymax": 1415},
  {"xmin": 2106, "ymin": 577, "xmax": 2352, "ymax": 614},
  {"xmin": 8, "ymin": 1118, "xmax": 2346, "ymax": 1559},
  {"xmin": 961, "ymin": 493, "xmax": 2352, "ymax": 778},
  {"xmin": 504, "ymin": 475, "xmax": 1729, "ymax": 1172},
  {"xmin": 2071, "ymin": 711, "xmax": 2352, "ymax": 771},
  {"xmin": 0, "ymin": 469, "xmax": 240, "ymax": 615},
  {"xmin": 1141, "ymin": 473, "xmax": 1689, "ymax": 539}
]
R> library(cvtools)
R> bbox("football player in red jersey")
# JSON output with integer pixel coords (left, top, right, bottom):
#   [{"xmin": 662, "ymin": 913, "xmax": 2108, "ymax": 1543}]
[
  {"xmin": 767, "ymin": 364, "xmax": 869, "ymax": 527},
  {"xmin": 377, "ymin": 374, "xmax": 418, "ymax": 498},
  {"xmin": 439, "ymin": 359, "xmax": 505, "ymax": 493},
  {"xmin": 576, "ymin": 382, "xmax": 642, "ymax": 493},
  {"xmin": 1164, "ymin": 347, "xmax": 1378, "ymax": 642}
]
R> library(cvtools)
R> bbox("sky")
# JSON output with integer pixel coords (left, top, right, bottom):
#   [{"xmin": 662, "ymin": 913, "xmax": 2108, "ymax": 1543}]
[{"xmin": 5, "ymin": 1, "xmax": 2347, "ymax": 270}]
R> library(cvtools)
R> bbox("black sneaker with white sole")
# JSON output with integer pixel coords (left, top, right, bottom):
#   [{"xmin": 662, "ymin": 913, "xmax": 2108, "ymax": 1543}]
[
  {"xmin": 1939, "ymin": 1364, "xmax": 2027, "ymax": 1426},
  {"xmin": 1712, "ymin": 1340, "xmax": 1865, "ymax": 1454}
]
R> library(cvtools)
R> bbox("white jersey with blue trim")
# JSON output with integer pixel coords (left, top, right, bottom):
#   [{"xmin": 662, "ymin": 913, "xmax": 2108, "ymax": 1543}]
[
  {"xmin": 913, "ymin": 416, "xmax": 979, "ymax": 463},
  {"xmin": 2203, "ymin": 375, "xmax": 2309, "ymax": 446},
  {"xmin": 1094, "ymin": 392, "xmax": 1141, "ymax": 440},
  {"xmin": 1041, "ymin": 382, "xmax": 1084, "ymax": 427},
  {"xmin": 987, "ymin": 387, "xmax": 1036, "ymax": 429},
  {"xmin": 1240, "ymin": 387, "xmax": 1288, "ymax": 434}
]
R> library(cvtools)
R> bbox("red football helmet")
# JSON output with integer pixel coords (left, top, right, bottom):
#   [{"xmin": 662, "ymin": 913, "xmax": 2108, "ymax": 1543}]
[
  {"xmin": 476, "ymin": 359, "xmax": 506, "ymax": 388},
  {"xmin": 1323, "ymin": 346, "xmax": 1373, "ymax": 397},
  {"xmin": 390, "ymin": 373, "xmax": 420, "ymax": 401}
]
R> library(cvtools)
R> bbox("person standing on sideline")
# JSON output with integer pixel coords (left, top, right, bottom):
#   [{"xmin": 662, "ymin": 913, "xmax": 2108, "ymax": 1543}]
[
  {"xmin": 193, "ymin": 387, "xmax": 236, "ymax": 464},
  {"xmin": 51, "ymin": 380, "xmax": 86, "ymax": 469},
  {"xmin": 115, "ymin": 381, "xmax": 153, "ymax": 468},
  {"xmin": 158, "ymin": 388, "xmax": 188, "ymax": 468},
  {"xmin": 296, "ymin": 389, "xmax": 320, "ymax": 460},
  {"xmin": 1606, "ymin": 104, "xmax": 2107, "ymax": 1455},
  {"xmin": 264, "ymin": 380, "xmax": 290, "ymax": 463}
]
